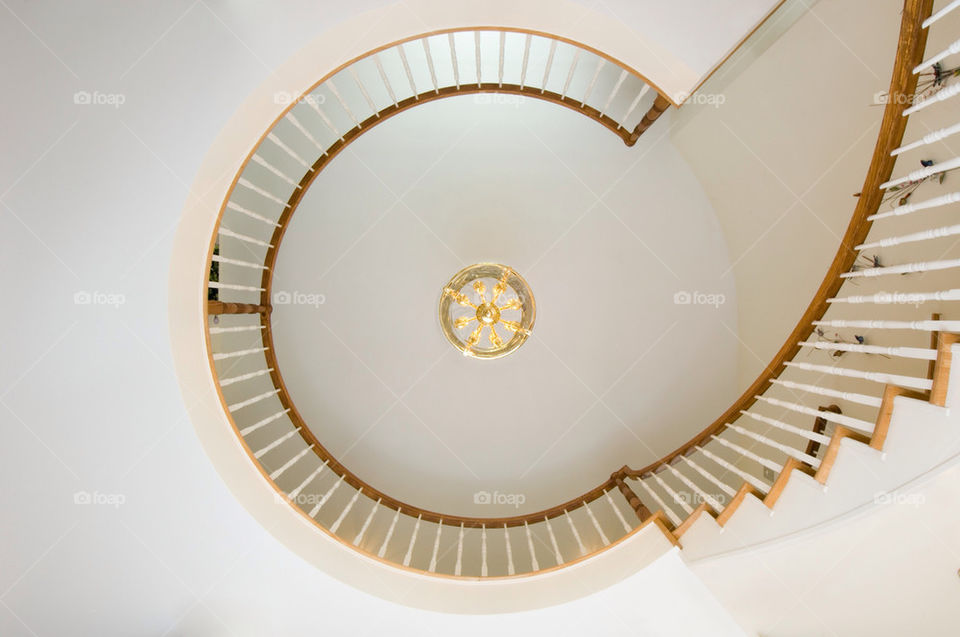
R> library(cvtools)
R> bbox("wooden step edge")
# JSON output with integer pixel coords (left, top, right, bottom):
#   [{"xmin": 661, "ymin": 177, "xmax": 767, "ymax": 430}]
[
  {"xmin": 763, "ymin": 458, "xmax": 815, "ymax": 509},
  {"xmin": 871, "ymin": 384, "xmax": 928, "ymax": 450},
  {"xmin": 674, "ymin": 502, "xmax": 717, "ymax": 538},
  {"xmin": 716, "ymin": 482, "xmax": 762, "ymax": 526},
  {"xmin": 813, "ymin": 425, "xmax": 871, "ymax": 485},
  {"xmin": 930, "ymin": 332, "xmax": 959, "ymax": 407},
  {"xmin": 637, "ymin": 509, "xmax": 680, "ymax": 546}
]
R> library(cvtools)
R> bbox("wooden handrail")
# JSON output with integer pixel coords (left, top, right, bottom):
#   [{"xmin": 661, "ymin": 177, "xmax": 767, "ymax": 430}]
[{"xmin": 623, "ymin": 0, "xmax": 933, "ymax": 478}]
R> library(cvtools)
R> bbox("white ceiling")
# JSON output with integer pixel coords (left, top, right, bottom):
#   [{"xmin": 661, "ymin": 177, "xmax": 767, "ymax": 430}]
[{"xmin": 272, "ymin": 96, "xmax": 739, "ymax": 514}]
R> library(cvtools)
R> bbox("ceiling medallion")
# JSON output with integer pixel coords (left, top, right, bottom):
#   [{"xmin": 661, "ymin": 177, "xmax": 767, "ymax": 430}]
[{"xmin": 439, "ymin": 263, "xmax": 535, "ymax": 359}]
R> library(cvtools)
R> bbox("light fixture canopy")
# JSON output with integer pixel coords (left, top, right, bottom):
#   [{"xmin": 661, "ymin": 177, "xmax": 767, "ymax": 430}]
[{"xmin": 439, "ymin": 263, "xmax": 535, "ymax": 359}]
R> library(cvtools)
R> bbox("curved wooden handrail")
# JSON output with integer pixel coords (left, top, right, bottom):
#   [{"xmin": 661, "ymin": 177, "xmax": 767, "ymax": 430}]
[{"xmin": 623, "ymin": 0, "xmax": 933, "ymax": 478}]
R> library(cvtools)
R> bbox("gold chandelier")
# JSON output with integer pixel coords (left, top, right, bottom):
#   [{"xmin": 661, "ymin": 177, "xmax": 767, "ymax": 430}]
[{"xmin": 439, "ymin": 263, "xmax": 535, "ymax": 359}]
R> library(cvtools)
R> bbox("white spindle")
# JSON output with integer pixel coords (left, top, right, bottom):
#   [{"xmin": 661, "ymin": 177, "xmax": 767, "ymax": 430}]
[
  {"xmin": 266, "ymin": 133, "xmax": 312, "ymax": 170},
  {"xmin": 226, "ymin": 201, "xmax": 281, "ymax": 227},
  {"xmin": 519, "ymin": 34, "xmax": 532, "ymax": 89},
  {"xmin": 288, "ymin": 461, "xmax": 326, "ymax": 501},
  {"xmin": 564, "ymin": 510, "xmax": 587, "ymax": 555},
  {"xmin": 523, "ymin": 521, "xmax": 540, "ymax": 571},
  {"xmin": 581, "ymin": 58, "xmax": 604, "ymax": 107},
  {"xmin": 770, "ymin": 379, "xmax": 882, "ymax": 407},
  {"xmin": 254, "ymin": 427, "xmax": 301, "ymax": 459},
  {"xmin": 754, "ymin": 396, "xmax": 878, "ymax": 433},
  {"xmin": 829, "ymin": 289, "xmax": 960, "ymax": 304},
  {"xmin": 397, "ymin": 44, "xmax": 418, "ymax": 98},
  {"xmin": 635, "ymin": 477, "xmax": 683, "ymax": 526},
  {"xmin": 226, "ymin": 387, "xmax": 278, "ymax": 410},
  {"xmin": 728, "ymin": 425, "xmax": 821, "ymax": 468},
  {"xmin": 583, "ymin": 500, "xmax": 609, "ymax": 544},
  {"xmin": 210, "ymin": 254, "xmax": 267, "ymax": 271},
  {"xmin": 402, "ymin": 514, "xmax": 422, "ymax": 567},
  {"xmin": 903, "ymin": 82, "xmax": 960, "ymax": 115},
  {"xmin": 239, "ymin": 408, "xmax": 290, "ymax": 436},
  {"xmin": 696, "ymin": 445, "xmax": 771, "ymax": 493},
  {"xmin": 449, "ymin": 33, "xmax": 460, "ymax": 89},
  {"xmin": 349, "ymin": 67, "xmax": 379, "ymax": 115},
  {"xmin": 651, "ymin": 472, "xmax": 693, "ymax": 515},
  {"xmin": 711, "ymin": 435, "xmax": 782, "ymax": 473},
  {"xmin": 892, "ymin": 122, "xmax": 960, "ymax": 155},
  {"xmin": 924, "ymin": 0, "xmax": 960, "ymax": 27},
  {"xmin": 422, "ymin": 38, "xmax": 439, "ymax": 94},
  {"xmin": 312, "ymin": 476, "xmax": 346, "ymax": 518},
  {"xmin": 601, "ymin": 70, "xmax": 628, "ymax": 118},
  {"xmin": 475, "ymin": 31, "xmax": 482, "ymax": 88},
  {"xmin": 605, "ymin": 490, "xmax": 633, "ymax": 533},
  {"xmin": 207, "ymin": 282, "xmax": 264, "ymax": 294},
  {"xmin": 541, "ymin": 40, "xmax": 557, "ymax": 93},
  {"xmin": 666, "ymin": 464, "xmax": 724, "ymax": 511},
  {"xmin": 561, "ymin": 50, "xmax": 580, "ymax": 99},
  {"xmin": 285, "ymin": 113, "xmax": 327, "ymax": 153},
  {"xmin": 326, "ymin": 78, "xmax": 361, "ymax": 128},
  {"xmin": 455, "ymin": 523, "xmax": 465, "ymax": 575},
  {"xmin": 427, "ymin": 520, "xmax": 442, "ymax": 572},
  {"xmin": 498, "ymin": 31, "xmax": 505, "ymax": 87},
  {"xmin": 209, "ymin": 325, "xmax": 264, "ymax": 336},
  {"xmin": 503, "ymin": 524, "xmax": 515, "ymax": 575},
  {"xmin": 353, "ymin": 498, "xmax": 380, "ymax": 545},
  {"xmin": 884, "ymin": 157, "xmax": 960, "ymax": 189},
  {"xmin": 800, "ymin": 340, "xmax": 937, "ymax": 360},
  {"xmin": 378, "ymin": 508, "xmax": 401, "ymax": 557},
  {"xmin": 858, "ymin": 223, "xmax": 960, "ymax": 249},
  {"xmin": 545, "ymin": 516, "xmax": 564, "ymax": 565},
  {"xmin": 252, "ymin": 154, "xmax": 301, "ymax": 188},
  {"xmin": 914, "ymin": 38, "xmax": 960, "ymax": 73},
  {"xmin": 784, "ymin": 361, "xmax": 932, "ymax": 391},
  {"xmin": 218, "ymin": 227, "xmax": 273, "ymax": 248},
  {"xmin": 481, "ymin": 525, "xmax": 488, "ymax": 576},
  {"xmin": 270, "ymin": 444, "xmax": 314, "ymax": 479},
  {"xmin": 373, "ymin": 54, "xmax": 398, "ymax": 108},
  {"xmin": 236, "ymin": 178, "xmax": 289, "ymax": 207},
  {"xmin": 305, "ymin": 92, "xmax": 344, "ymax": 142},
  {"xmin": 813, "ymin": 318, "xmax": 960, "ymax": 331},
  {"xmin": 219, "ymin": 367, "xmax": 271, "ymax": 385},
  {"xmin": 621, "ymin": 85, "xmax": 650, "ymax": 127},
  {"xmin": 329, "ymin": 486, "xmax": 359, "ymax": 531},
  {"xmin": 869, "ymin": 191, "xmax": 960, "ymax": 220},
  {"xmin": 739, "ymin": 410, "xmax": 832, "ymax": 445},
  {"xmin": 679, "ymin": 455, "xmax": 737, "ymax": 497}
]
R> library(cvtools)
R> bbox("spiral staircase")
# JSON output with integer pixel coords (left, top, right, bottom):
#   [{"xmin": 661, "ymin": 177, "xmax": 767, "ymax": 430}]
[{"xmin": 170, "ymin": 0, "xmax": 960, "ymax": 614}]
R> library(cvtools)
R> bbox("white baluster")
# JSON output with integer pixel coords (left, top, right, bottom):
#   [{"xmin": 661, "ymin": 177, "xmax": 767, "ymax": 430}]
[
  {"xmin": 601, "ymin": 70, "xmax": 628, "ymax": 118},
  {"xmin": 207, "ymin": 282, "xmax": 264, "ymax": 292},
  {"xmin": 254, "ymin": 427, "xmax": 301, "ymax": 459},
  {"xmin": 696, "ymin": 445, "xmax": 771, "ymax": 493},
  {"xmin": 754, "ymin": 396, "xmax": 877, "ymax": 433},
  {"xmin": 541, "ymin": 40, "xmax": 557, "ymax": 94},
  {"xmin": 284, "ymin": 113, "xmax": 327, "ymax": 153},
  {"xmin": 349, "ymin": 67, "xmax": 379, "ymax": 116},
  {"xmin": 448, "ymin": 33, "xmax": 460, "ymax": 89},
  {"xmin": 740, "ymin": 410, "xmax": 831, "ymax": 445},
  {"xmin": 858, "ymin": 223, "xmax": 960, "ymax": 250},
  {"xmin": 651, "ymin": 472, "xmax": 693, "ymax": 516},
  {"xmin": 605, "ymin": 489, "xmax": 633, "ymax": 533},
  {"xmin": 455, "ymin": 523, "xmax": 465, "ymax": 576},
  {"xmin": 679, "ymin": 455, "xmax": 736, "ymax": 497},
  {"xmin": 711, "ymin": 435, "xmax": 782, "ymax": 473},
  {"xmin": 498, "ymin": 31, "xmax": 505, "ymax": 87},
  {"xmin": 239, "ymin": 408, "xmax": 290, "ymax": 436},
  {"xmin": 353, "ymin": 498, "xmax": 380, "ymax": 545},
  {"xmin": 561, "ymin": 49, "xmax": 580, "ymax": 99},
  {"xmin": 869, "ymin": 191, "xmax": 960, "ymax": 220},
  {"xmin": 270, "ymin": 444, "xmax": 314, "ymax": 479},
  {"xmin": 544, "ymin": 516, "xmax": 564, "ymax": 565},
  {"xmin": 924, "ymin": 0, "xmax": 960, "ymax": 27},
  {"xmin": 914, "ymin": 38, "xmax": 960, "ymax": 73},
  {"xmin": 266, "ymin": 132, "xmax": 313, "ymax": 170},
  {"xmin": 326, "ymin": 78, "xmax": 361, "ymax": 128},
  {"xmin": 373, "ymin": 54, "xmax": 398, "ymax": 108},
  {"xmin": 635, "ymin": 477, "xmax": 683, "ymax": 526},
  {"xmin": 503, "ymin": 524, "xmax": 515, "ymax": 575},
  {"xmin": 402, "ymin": 514, "xmax": 422, "ymax": 567},
  {"xmin": 583, "ymin": 500, "xmax": 609, "ymax": 544},
  {"xmin": 621, "ymin": 85, "xmax": 650, "ymax": 127},
  {"xmin": 219, "ymin": 227, "xmax": 273, "ymax": 248},
  {"xmin": 397, "ymin": 44, "xmax": 418, "ymax": 98},
  {"xmin": 219, "ymin": 367, "xmax": 271, "ymax": 386},
  {"xmin": 481, "ymin": 524, "xmax": 488, "ymax": 576},
  {"xmin": 666, "ymin": 464, "xmax": 724, "ymax": 511},
  {"xmin": 520, "ymin": 34, "xmax": 532, "ymax": 89},
  {"xmin": 474, "ymin": 31, "xmax": 482, "ymax": 88},
  {"xmin": 564, "ymin": 510, "xmax": 586, "ymax": 555},
  {"xmin": 884, "ymin": 156, "xmax": 960, "ymax": 189},
  {"xmin": 829, "ymin": 289, "xmax": 960, "ymax": 304},
  {"xmin": 799, "ymin": 340, "xmax": 937, "ymax": 360},
  {"xmin": 226, "ymin": 201, "xmax": 281, "ymax": 227},
  {"xmin": 305, "ymin": 92, "xmax": 343, "ymax": 142},
  {"xmin": 728, "ymin": 425, "xmax": 821, "ymax": 468},
  {"xmin": 523, "ymin": 521, "xmax": 539, "ymax": 571},
  {"xmin": 422, "ymin": 38, "xmax": 439, "ymax": 94},
  {"xmin": 903, "ymin": 83, "xmax": 960, "ymax": 115},
  {"xmin": 770, "ymin": 379, "xmax": 882, "ymax": 407},
  {"xmin": 581, "ymin": 58, "xmax": 604, "ymax": 107},
  {"xmin": 784, "ymin": 360, "xmax": 932, "ymax": 391},
  {"xmin": 892, "ymin": 122, "xmax": 960, "ymax": 155},
  {"xmin": 813, "ymin": 318, "xmax": 960, "ymax": 331},
  {"xmin": 226, "ymin": 387, "xmax": 278, "ymax": 410},
  {"xmin": 236, "ymin": 177, "xmax": 290, "ymax": 207},
  {"xmin": 427, "ymin": 520, "xmax": 442, "ymax": 572},
  {"xmin": 312, "ymin": 476, "xmax": 346, "ymax": 518},
  {"xmin": 210, "ymin": 253, "xmax": 268, "ymax": 269},
  {"xmin": 252, "ymin": 154, "xmax": 301, "ymax": 188},
  {"xmin": 378, "ymin": 508, "xmax": 401, "ymax": 557},
  {"xmin": 288, "ymin": 461, "xmax": 327, "ymax": 501}
]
